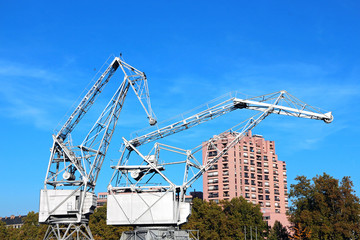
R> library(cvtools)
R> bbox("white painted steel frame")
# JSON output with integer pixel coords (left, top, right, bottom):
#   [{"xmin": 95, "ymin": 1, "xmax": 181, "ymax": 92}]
[
  {"xmin": 108, "ymin": 90, "xmax": 332, "ymax": 228},
  {"xmin": 40, "ymin": 57, "xmax": 157, "ymax": 240}
]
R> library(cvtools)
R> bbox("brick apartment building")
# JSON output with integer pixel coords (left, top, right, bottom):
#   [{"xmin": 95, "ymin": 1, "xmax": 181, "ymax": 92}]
[{"xmin": 203, "ymin": 131, "xmax": 289, "ymax": 227}]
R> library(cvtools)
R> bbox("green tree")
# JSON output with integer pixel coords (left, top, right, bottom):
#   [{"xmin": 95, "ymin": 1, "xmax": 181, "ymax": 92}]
[
  {"xmin": 17, "ymin": 211, "xmax": 47, "ymax": 240},
  {"xmin": 0, "ymin": 221, "xmax": 8, "ymax": 240},
  {"xmin": 89, "ymin": 204, "xmax": 132, "ymax": 240},
  {"xmin": 268, "ymin": 220, "xmax": 290, "ymax": 240},
  {"xmin": 289, "ymin": 173, "xmax": 360, "ymax": 240},
  {"xmin": 182, "ymin": 197, "xmax": 267, "ymax": 239},
  {"xmin": 222, "ymin": 197, "xmax": 267, "ymax": 239}
]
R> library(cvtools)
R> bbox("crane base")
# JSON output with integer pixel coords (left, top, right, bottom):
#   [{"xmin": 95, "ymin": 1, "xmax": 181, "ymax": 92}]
[
  {"xmin": 120, "ymin": 227, "xmax": 199, "ymax": 240},
  {"xmin": 43, "ymin": 223, "xmax": 94, "ymax": 240}
]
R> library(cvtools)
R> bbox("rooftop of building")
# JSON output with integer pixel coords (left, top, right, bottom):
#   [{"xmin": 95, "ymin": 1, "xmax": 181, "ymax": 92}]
[{"xmin": 0, "ymin": 215, "xmax": 26, "ymax": 225}]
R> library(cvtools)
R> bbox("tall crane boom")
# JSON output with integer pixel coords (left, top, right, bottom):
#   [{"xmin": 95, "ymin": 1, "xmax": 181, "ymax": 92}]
[
  {"xmin": 39, "ymin": 57, "xmax": 157, "ymax": 240},
  {"xmin": 57, "ymin": 58, "xmax": 120, "ymax": 141},
  {"xmin": 107, "ymin": 90, "xmax": 332, "ymax": 240},
  {"xmin": 129, "ymin": 90, "xmax": 332, "ymax": 147}
]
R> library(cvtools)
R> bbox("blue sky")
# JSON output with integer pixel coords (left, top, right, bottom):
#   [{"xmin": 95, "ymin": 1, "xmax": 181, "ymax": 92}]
[{"xmin": 0, "ymin": 1, "xmax": 359, "ymax": 217}]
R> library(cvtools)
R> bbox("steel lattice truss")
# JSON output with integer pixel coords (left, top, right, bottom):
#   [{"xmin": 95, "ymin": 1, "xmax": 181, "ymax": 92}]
[
  {"xmin": 107, "ymin": 90, "xmax": 332, "ymax": 227},
  {"xmin": 40, "ymin": 57, "xmax": 157, "ymax": 231}
]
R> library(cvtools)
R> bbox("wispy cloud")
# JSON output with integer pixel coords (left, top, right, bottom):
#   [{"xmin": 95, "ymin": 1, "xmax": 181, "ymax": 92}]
[
  {"xmin": 0, "ymin": 60, "xmax": 74, "ymax": 130},
  {"xmin": 0, "ymin": 60, "xmax": 60, "ymax": 83}
]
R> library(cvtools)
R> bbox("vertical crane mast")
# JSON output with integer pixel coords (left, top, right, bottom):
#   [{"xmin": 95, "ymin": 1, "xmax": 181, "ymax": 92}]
[{"xmin": 40, "ymin": 57, "xmax": 157, "ymax": 240}]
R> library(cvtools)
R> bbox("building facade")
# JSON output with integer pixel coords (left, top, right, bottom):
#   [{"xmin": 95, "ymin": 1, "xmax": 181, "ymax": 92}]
[
  {"xmin": 97, "ymin": 192, "xmax": 108, "ymax": 207},
  {"xmin": 203, "ymin": 131, "xmax": 289, "ymax": 227},
  {"xmin": 0, "ymin": 215, "xmax": 25, "ymax": 228}
]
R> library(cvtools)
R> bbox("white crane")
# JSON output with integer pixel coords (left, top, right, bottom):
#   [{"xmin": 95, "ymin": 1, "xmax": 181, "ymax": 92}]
[
  {"xmin": 39, "ymin": 57, "xmax": 157, "ymax": 240},
  {"xmin": 107, "ymin": 90, "xmax": 332, "ymax": 239}
]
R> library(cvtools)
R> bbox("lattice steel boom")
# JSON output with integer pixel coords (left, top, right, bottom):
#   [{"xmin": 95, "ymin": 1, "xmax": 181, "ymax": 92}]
[
  {"xmin": 39, "ymin": 57, "xmax": 157, "ymax": 240},
  {"xmin": 107, "ymin": 90, "xmax": 332, "ymax": 232}
]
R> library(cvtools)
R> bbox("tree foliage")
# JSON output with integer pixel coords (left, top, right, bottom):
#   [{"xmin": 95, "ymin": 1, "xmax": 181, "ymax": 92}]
[
  {"xmin": 0, "ymin": 207, "xmax": 131, "ymax": 240},
  {"xmin": 0, "ymin": 221, "xmax": 8, "ymax": 240},
  {"xmin": 182, "ymin": 197, "xmax": 267, "ymax": 240},
  {"xmin": 289, "ymin": 173, "xmax": 360, "ymax": 240},
  {"xmin": 268, "ymin": 220, "xmax": 290, "ymax": 240}
]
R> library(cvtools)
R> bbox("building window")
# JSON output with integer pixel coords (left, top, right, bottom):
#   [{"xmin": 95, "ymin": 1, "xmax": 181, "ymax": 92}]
[
  {"xmin": 209, "ymin": 164, "xmax": 218, "ymax": 170},
  {"xmin": 209, "ymin": 193, "xmax": 219, "ymax": 198},
  {"xmin": 208, "ymin": 178, "xmax": 218, "ymax": 184},
  {"xmin": 208, "ymin": 185, "xmax": 219, "ymax": 191},
  {"xmin": 208, "ymin": 144, "xmax": 217, "ymax": 150},
  {"xmin": 208, "ymin": 151, "xmax": 217, "ymax": 157},
  {"xmin": 208, "ymin": 172, "xmax": 218, "ymax": 177},
  {"xmin": 266, "ymin": 202, "xmax": 271, "ymax": 207}
]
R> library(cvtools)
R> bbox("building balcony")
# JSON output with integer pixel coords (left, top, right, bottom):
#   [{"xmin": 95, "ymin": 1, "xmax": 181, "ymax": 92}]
[
  {"xmin": 208, "ymin": 186, "xmax": 219, "ymax": 191},
  {"xmin": 208, "ymin": 193, "xmax": 219, "ymax": 198}
]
